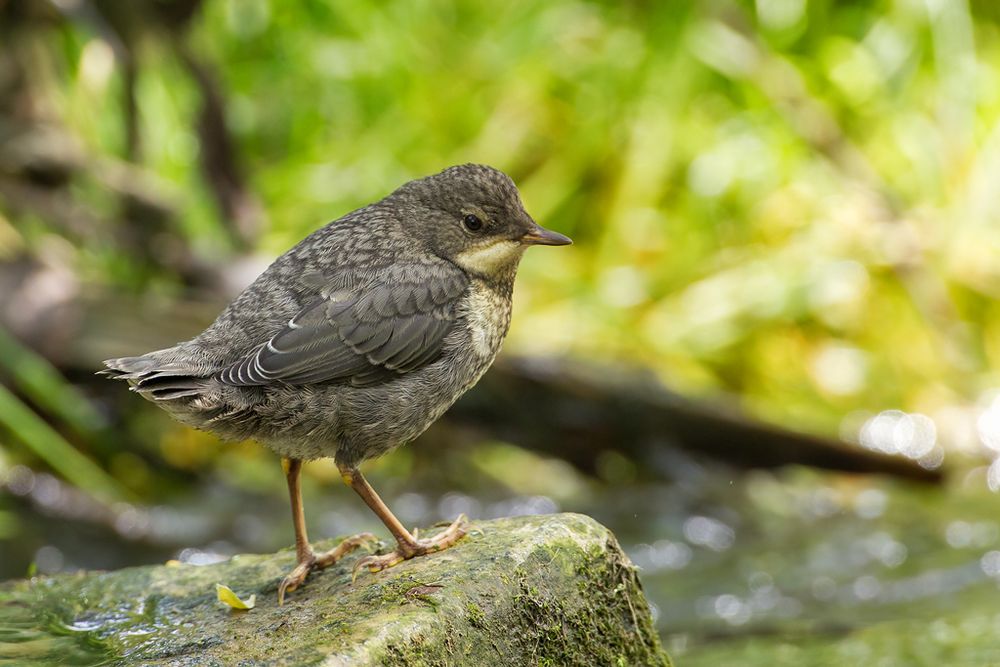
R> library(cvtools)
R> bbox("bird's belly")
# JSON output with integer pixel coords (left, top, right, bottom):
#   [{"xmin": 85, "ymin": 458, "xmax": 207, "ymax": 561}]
[
  {"xmin": 186, "ymin": 343, "xmax": 500, "ymax": 465},
  {"xmin": 335, "ymin": 349, "xmax": 496, "ymax": 466}
]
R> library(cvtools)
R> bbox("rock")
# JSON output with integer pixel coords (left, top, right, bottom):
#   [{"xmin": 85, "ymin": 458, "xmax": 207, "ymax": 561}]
[{"xmin": 0, "ymin": 513, "xmax": 671, "ymax": 666}]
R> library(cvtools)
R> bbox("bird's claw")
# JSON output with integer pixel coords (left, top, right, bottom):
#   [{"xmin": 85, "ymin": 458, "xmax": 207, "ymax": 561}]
[
  {"xmin": 352, "ymin": 515, "xmax": 469, "ymax": 579},
  {"xmin": 278, "ymin": 559, "xmax": 313, "ymax": 606},
  {"xmin": 277, "ymin": 532, "xmax": 379, "ymax": 605}
]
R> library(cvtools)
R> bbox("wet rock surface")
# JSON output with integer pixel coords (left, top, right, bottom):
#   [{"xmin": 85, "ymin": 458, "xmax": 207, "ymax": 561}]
[{"xmin": 0, "ymin": 513, "xmax": 670, "ymax": 666}]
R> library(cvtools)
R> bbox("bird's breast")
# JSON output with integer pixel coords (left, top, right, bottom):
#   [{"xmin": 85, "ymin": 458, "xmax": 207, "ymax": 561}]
[{"xmin": 460, "ymin": 283, "xmax": 513, "ymax": 360}]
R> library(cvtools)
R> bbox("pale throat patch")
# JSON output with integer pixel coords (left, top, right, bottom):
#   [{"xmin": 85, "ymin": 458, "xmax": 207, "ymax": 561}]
[{"xmin": 453, "ymin": 239, "xmax": 524, "ymax": 275}]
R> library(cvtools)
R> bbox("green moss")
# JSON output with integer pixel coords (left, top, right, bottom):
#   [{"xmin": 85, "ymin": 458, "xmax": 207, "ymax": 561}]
[
  {"xmin": 0, "ymin": 514, "xmax": 669, "ymax": 666},
  {"xmin": 376, "ymin": 520, "xmax": 670, "ymax": 667},
  {"xmin": 465, "ymin": 602, "xmax": 487, "ymax": 628}
]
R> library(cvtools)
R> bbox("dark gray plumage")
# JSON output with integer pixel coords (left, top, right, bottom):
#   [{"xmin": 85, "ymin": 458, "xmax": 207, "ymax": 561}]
[{"xmin": 102, "ymin": 164, "xmax": 571, "ymax": 601}]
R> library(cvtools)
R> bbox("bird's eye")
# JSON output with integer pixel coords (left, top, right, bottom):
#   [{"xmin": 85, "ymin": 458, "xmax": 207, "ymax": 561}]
[{"xmin": 463, "ymin": 214, "xmax": 483, "ymax": 231}]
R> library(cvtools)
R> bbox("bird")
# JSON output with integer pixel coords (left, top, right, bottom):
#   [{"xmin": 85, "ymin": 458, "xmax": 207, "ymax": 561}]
[{"xmin": 101, "ymin": 164, "xmax": 572, "ymax": 603}]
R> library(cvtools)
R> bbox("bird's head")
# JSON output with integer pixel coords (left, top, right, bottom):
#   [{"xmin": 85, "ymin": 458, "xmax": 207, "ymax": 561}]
[{"xmin": 392, "ymin": 164, "xmax": 571, "ymax": 282}]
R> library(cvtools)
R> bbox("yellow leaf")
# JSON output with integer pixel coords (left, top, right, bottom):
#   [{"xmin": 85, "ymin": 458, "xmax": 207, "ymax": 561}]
[{"xmin": 215, "ymin": 583, "xmax": 255, "ymax": 610}]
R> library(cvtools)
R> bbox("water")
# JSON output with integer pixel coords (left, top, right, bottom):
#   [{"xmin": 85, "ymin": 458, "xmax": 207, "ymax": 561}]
[
  {"xmin": 0, "ymin": 601, "xmax": 112, "ymax": 666},
  {"xmin": 596, "ymin": 462, "xmax": 1000, "ymax": 663}
]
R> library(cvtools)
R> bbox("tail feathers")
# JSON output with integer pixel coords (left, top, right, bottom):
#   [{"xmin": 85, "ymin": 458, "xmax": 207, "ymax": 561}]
[
  {"xmin": 101, "ymin": 355, "xmax": 160, "ymax": 379},
  {"xmin": 101, "ymin": 355, "xmax": 208, "ymax": 401}
]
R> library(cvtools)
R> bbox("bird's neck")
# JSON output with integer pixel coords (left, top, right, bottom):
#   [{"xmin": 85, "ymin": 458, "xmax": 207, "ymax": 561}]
[{"xmin": 485, "ymin": 267, "xmax": 517, "ymax": 301}]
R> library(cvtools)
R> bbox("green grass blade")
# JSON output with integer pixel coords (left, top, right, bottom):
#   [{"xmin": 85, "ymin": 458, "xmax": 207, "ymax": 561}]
[
  {"xmin": 0, "ymin": 325, "xmax": 106, "ymax": 439},
  {"xmin": 0, "ymin": 383, "xmax": 127, "ymax": 505}
]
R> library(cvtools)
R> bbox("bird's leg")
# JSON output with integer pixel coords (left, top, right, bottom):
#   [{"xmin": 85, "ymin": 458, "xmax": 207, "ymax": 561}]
[
  {"xmin": 339, "ymin": 465, "xmax": 468, "ymax": 574},
  {"xmin": 277, "ymin": 458, "xmax": 376, "ymax": 605}
]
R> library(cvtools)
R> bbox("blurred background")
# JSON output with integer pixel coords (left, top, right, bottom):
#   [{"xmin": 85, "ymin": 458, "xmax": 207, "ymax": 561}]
[{"xmin": 3, "ymin": 0, "xmax": 1000, "ymax": 663}]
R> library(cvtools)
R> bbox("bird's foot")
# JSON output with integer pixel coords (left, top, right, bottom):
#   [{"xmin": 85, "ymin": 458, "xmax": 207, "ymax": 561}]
[
  {"xmin": 278, "ymin": 532, "xmax": 377, "ymax": 605},
  {"xmin": 354, "ymin": 515, "xmax": 469, "ymax": 576}
]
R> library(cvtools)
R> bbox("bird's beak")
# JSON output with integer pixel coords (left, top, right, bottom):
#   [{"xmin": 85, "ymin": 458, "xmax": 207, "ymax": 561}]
[{"xmin": 520, "ymin": 223, "xmax": 573, "ymax": 246}]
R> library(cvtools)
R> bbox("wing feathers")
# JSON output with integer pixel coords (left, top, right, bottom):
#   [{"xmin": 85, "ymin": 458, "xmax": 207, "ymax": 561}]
[{"xmin": 218, "ymin": 267, "xmax": 468, "ymax": 388}]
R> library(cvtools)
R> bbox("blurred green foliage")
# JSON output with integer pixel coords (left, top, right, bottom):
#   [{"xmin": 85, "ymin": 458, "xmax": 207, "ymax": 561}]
[{"xmin": 18, "ymin": 0, "xmax": 996, "ymax": 443}]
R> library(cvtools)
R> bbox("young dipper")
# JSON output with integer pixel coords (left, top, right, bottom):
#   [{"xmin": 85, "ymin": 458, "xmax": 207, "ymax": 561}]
[{"xmin": 102, "ymin": 164, "xmax": 571, "ymax": 603}]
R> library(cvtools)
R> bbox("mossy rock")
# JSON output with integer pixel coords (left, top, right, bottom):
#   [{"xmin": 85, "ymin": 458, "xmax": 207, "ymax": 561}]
[{"xmin": 0, "ymin": 513, "xmax": 670, "ymax": 666}]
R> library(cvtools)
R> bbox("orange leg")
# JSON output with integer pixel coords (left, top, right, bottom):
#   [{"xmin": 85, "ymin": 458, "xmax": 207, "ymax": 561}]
[
  {"xmin": 339, "ymin": 464, "xmax": 468, "ymax": 574},
  {"xmin": 277, "ymin": 458, "xmax": 376, "ymax": 604}
]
